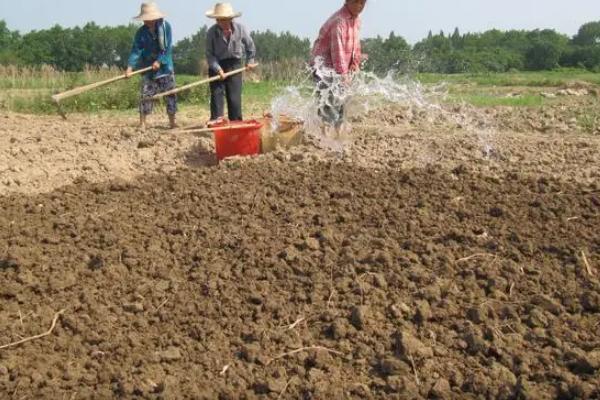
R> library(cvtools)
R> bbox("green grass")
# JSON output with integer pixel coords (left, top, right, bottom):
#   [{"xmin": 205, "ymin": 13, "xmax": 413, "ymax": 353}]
[
  {"xmin": 243, "ymin": 80, "xmax": 286, "ymax": 113},
  {"xmin": 575, "ymin": 100, "xmax": 600, "ymax": 134},
  {"xmin": 450, "ymin": 93, "xmax": 545, "ymax": 107},
  {"xmin": 417, "ymin": 69, "xmax": 600, "ymax": 87},
  {"xmin": 1, "ymin": 67, "xmax": 598, "ymax": 114},
  {"xmin": 0, "ymin": 73, "xmax": 287, "ymax": 115}
]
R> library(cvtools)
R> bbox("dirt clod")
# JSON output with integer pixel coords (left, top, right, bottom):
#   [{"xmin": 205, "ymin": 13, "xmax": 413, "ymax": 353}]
[
  {"xmin": 581, "ymin": 291, "xmax": 600, "ymax": 312},
  {"xmin": 414, "ymin": 300, "xmax": 433, "ymax": 325},
  {"xmin": 531, "ymin": 294, "xmax": 563, "ymax": 315},
  {"xmin": 395, "ymin": 331, "xmax": 433, "ymax": 360},
  {"xmin": 156, "ymin": 347, "xmax": 183, "ymax": 362},
  {"xmin": 88, "ymin": 255, "xmax": 105, "ymax": 270},
  {"xmin": 378, "ymin": 357, "xmax": 410, "ymax": 376},
  {"xmin": 123, "ymin": 303, "xmax": 144, "ymax": 313},
  {"xmin": 137, "ymin": 140, "xmax": 155, "ymax": 149},
  {"xmin": 350, "ymin": 305, "xmax": 368, "ymax": 330},
  {"xmin": 430, "ymin": 378, "xmax": 451, "ymax": 398}
]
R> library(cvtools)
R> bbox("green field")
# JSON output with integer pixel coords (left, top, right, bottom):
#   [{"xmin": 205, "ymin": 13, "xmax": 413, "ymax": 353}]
[
  {"xmin": 417, "ymin": 68, "xmax": 600, "ymax": 87},
  {"xmin": 0, "ymin": 67, "xmax": 286, "ymax": 114},
  {"xmin": 1, "ymin": 67, "xmax": 598, "ymax": 114}
]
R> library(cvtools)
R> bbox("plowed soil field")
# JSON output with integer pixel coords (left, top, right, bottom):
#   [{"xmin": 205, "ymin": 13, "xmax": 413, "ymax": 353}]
[{"xmin": 1, "ymin": 104, "xmax": 599, "ymax": 399}]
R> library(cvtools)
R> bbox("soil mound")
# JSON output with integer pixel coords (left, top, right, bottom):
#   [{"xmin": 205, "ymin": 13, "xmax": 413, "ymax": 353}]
[{"xmin": 1, "ymin": 161, "xmax": 598, "ymax": 399}]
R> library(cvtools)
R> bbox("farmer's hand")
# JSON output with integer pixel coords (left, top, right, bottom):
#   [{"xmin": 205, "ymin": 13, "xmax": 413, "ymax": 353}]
[
  {"xmin": 246, "ymin": 63, "xmax": 259, "ymax": 70},
  {"xmin": 125, "ymin": 67, "xmax": 133, "ymax": 78},
  {"xmin": 152, "ymin": 61, "xmax": 161, "ymax": 71},
  {"xmin": 218, "ymin": 69, "xmax": 226, "ymax": 80}
]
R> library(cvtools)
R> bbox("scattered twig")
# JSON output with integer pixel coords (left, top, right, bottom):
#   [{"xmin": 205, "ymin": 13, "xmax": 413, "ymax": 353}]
[
  {"xmin": 566, "ymin": 216, "xmax": 580, "ymax": 222},
  {"xmin": 455, "ymin": 253, "xmax": 496, "ymax": 264},
  {"xmin": 285, "ymin": 317, "xmax": 305, "ymax": 331},
  {"xmin": 428, "ymin": 330, "xmax": 437, "ymax": 346},
  {"xmin": 155, "ymin": 298, "xmax": 170, "ymax": 312},
  {"xmin": 486, "ymin": 256, "xmax": 499, "ymax": 269},
  {"xmin": 495, "ymin": 322, "xmax": 520, "ymax": 337},
  {"xmin": 475, "ymin": 298, "xmax": 524, "ymax": 307},
  {"xmin": 146, "ymin": 380, "xmax": 160, "ymax": 393},
  {"xmin": 277, "ymin": 379, "xmax": 292, "ymax": 400},
  {"xmin": 12, "ymin": 379, "xmax": 20, "ymax": 398},
  {"xmin": 0, "ymin": 309, "xmax": 65, "ymax": 350},
  {"xmin": 408, "ymin": 354, "xmax": 421, "ymax": 386},
  {"xmin": 18, "ymin": 309, "xmax": 24, "ymax": 329},
  {"xmin": 357, "ymin": 279, "xmax": 365, "ymax": 305},
  {"xmin": 267, "ymin": 346, "xmax": 344, "ymax": 366},
  {"xmin": 219, "ymin": 365, "xmax": 230, "ymax": 376},
  {"xmin": 581, "ymin": 250, "xmax": 595, "ymax": 277},
  {"xmin": 248, "ymin": 192, "xmax": 260, "ymax": 214},
  {"xmin": 326, "ymin": 289, "xmax": 336, "ymax": 309},
  {"xmin": 356, "ymin": 272, "xmax": 377, "ymax": 305},
  {"xmin": 508, "ymin": 282, "xmax": 515, "ymax": 298},
  {"xmin": 491, "ymin": 325, "xmax": 505, "ymax": 339},
  {"xmin": 327, "ymin": 264, "xmax": 335, "ymax": 309}
]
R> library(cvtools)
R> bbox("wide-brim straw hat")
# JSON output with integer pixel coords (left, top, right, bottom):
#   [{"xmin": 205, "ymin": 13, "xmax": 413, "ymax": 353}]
[
  {"xmin": 206, "ymin": 3, "xmax": 242, "ymax": 19},
  {"xmin": 134, "ymin": 2, "xmax": 166, "ymax": 21}
]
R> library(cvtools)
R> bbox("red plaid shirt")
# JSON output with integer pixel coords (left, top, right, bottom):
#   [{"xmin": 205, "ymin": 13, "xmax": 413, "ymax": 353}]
[{"xmin": 311, "ymin": 6, "xmax": 362, "ymax": 75}]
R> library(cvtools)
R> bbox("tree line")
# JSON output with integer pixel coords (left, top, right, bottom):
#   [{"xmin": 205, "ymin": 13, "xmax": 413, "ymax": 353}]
[
  {"xmin": 410, "ymin": 23, "xmax": 600, "ymax": 73},
  {"xmin": 1, "ymin": 19, "xmax": 600, "ymax": 75}
]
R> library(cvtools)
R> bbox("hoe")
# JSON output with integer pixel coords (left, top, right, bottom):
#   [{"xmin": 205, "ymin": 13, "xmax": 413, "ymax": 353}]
[
  {"xmin": 51, "ymin": 66, "xmax": 152, "ymax": 119},
  {"xmin": 51, "ymin": 66, "xmax": 250, "ymax": 119}
]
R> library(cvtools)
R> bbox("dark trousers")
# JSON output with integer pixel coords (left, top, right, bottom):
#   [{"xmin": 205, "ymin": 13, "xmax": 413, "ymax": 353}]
[
  {"xmin": 209, "ymin": 58, "xmax": 243, "ymax": 121},
  {"xmin": 313, "ymin": 72, "xmax": 345, "ymax": 128},
  {"xmin": 140, "ymin": 74, "xmax": 177, "ymax": 116}
]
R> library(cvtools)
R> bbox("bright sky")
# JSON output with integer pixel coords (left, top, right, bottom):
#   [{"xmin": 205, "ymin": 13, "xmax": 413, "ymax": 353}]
[{"xmin": 2, "ymin": 0, "xmax": 599, "ymax": 43}]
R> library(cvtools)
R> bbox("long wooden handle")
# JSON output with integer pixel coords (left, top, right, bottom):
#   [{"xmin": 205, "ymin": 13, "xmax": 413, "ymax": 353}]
[
  {"xmin": 150, "ymin": 66, "xmax": 248, "ymax": 100},
  {"xmin": 51, "ymin": 66, "xmax": 153, "ymax": 103},
  {"xmin": 172, "ymin": 123, "xmax": 260, "ymax": 135}
]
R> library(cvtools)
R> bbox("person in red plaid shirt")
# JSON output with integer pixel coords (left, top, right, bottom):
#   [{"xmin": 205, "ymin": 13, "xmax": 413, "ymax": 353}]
[{"xmin": 311, "ymin": 0, "xmax": 367, "ymax": 131}]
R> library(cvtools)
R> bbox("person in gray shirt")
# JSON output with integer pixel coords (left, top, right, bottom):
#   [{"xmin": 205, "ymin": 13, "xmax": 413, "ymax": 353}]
[{"xmin": 205, "ymin": 3, "xmax": 257, "ymax": 123}]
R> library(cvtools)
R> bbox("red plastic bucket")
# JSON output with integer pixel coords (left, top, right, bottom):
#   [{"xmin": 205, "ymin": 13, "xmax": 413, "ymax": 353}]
[{"xmin": 213, "ymin": 120, "xmax": 262, "ymax": 161}]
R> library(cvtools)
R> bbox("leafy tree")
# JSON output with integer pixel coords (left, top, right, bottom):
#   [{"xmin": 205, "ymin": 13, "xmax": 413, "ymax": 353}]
[
  {"xmin": 0, "ymin": 20, "xmax": 21, "ymax": 64},
  {"xmin": 451, "ymin": 27, "xmax": 462, "ymax": 48},
  {"xmin": 4, "ymin": 19, "xmax": 600, "ymax": 74},
  {"xmin": 524, "ymin": 29, "xmax": 568, "ymax": 70},
  {"xmin": 573, "ymin": 21, "xmax": 600, "ymax": 46},
  {"xmin": 111, "ymin": 25, "xmax": 141, "ymax": 68},
  {"xmin": 362, "ymin": 32, "xmax": 411, "ymax": 73},
  {"xmin": 0, "ymin": 20, "xmax": 11, "ymax": 48},
  {"xmin": 15, "ymin": 23, "xmax": 137, "ymax": 70},
  {"xmin": 173, "ymin": 26, "xmax": 208, "ymax": 75},
  {"xmin": 79, "ymin": 23, "xmax": 138, "ymax": 68},
  {"xmin": 525, "ymin": 40, "xmax": 561, "ymax": 70},
  {"xmin": 252, "ymin": 30, "xmax": 310, "ymax": 62},
  {"xmin": 413, "ymin": 32, "xmax": 453, "ymax": 72}
]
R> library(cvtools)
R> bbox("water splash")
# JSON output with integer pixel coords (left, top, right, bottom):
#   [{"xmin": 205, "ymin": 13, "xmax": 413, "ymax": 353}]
[{"xmin": 269, "ymin": 60, "xmax": 498, "ymax": 157}]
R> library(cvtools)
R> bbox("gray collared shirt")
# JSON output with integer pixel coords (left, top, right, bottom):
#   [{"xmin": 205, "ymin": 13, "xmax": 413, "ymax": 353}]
[{"xmin": 206, "ymin": 21, "xmax": 256, "ymax": 72}]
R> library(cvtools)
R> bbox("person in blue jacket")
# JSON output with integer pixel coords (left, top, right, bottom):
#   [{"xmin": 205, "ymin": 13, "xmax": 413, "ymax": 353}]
[{"xmin": 126, "ymin": 2, "xmax": 177, "ymax": 130}]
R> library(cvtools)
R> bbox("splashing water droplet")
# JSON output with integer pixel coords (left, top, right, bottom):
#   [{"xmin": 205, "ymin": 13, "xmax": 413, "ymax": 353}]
[{"xmin": 269, "ymin": 60, "xmax": 498, "ymax": 157}]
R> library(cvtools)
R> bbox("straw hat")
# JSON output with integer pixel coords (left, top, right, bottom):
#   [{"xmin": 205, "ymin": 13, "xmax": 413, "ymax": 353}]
[
  {"xmin": 206, "ymin": 3, "xmax": 242, "ymax": 19},
  {"xmin": 134, "ymin": 2, "xmax": 166, "ymax": 21}
]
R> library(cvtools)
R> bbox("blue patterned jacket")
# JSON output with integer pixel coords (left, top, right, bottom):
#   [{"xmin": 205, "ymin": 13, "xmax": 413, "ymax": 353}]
[{"xmin": 128, "ymin": 20, "xmax": 174, "ymax": 79}]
